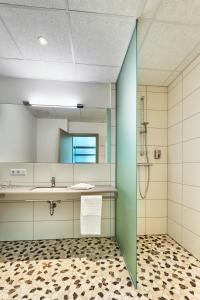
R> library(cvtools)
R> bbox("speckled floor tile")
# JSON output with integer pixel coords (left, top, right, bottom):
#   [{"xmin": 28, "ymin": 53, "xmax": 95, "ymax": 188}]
[{"xmin": 0, "ymin": 235, "xmax": 200, "ymax": 299}]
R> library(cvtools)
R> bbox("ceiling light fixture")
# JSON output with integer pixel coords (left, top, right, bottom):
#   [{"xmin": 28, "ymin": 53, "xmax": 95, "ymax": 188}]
[
  {"xmin": 23, "ymin": 101, "xmax": 84, "ymax": 109},
  {"xmin": 38, "ymin": 36, "xmax": 48, "ymax": 46}
]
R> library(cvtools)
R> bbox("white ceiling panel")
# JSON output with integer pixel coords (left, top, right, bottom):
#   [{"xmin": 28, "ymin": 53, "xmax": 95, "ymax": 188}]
[
  {"xmin": 0, "ymin": 6, "xmax": 73, "ymax": 62},
  {"xmin": 0, "ymin": 0, "xmax": 66, "ymax": 9},
  {"xmin": 139, "ymin": 22, "xmax": 200, "ymax": 70},
  {"xmin": 137, "ymin": 19, "xmax": 151, "ymax": 50},
  {"xmin": 68, "ymin": 0, "xmax": 145, "ymax": 17},
  {"xmin": 76, "ymin": 64, "xmax": 119, "ymax": 82},
  {"xmin": 0, "ymin": 59, "xmax": 76, "ymax": 81},
  {"xmin": 155, "ymin": 0, "xmax": 200, "ymax": 25},
  {"xmin": 0, "ymin": 18, "xmax": 22, "ymax": 58},
  {"xmin": 70, "ymin": 12, "xmax": 135, "ymax": 67},
  {"xmin": 138, "ymin": 68, "xmax": 171, "ymax": 86},
  {"xmin": 0, "ymin": 58, "xmax": 119, "ymax": 82},
  {"xmin": 141, "ymin": 0, "xmax": 161, "ymax": 19}
]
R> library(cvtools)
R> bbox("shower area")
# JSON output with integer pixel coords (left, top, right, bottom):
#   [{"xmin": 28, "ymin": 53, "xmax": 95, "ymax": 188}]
[{"xmin": 137, "ymin": 85, "xmax": 168, "ymax": 236}]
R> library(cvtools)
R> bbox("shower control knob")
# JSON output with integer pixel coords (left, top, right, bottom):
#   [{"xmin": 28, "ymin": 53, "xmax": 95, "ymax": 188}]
[{"xmin": 154, "ymin": 149, "xmax": 161, "ymax": 159}]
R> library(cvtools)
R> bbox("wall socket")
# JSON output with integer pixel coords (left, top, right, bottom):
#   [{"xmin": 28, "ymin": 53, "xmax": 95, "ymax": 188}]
[{"xmin": 10, "ymin": 169, "xmax": 27, "ymax": 176}]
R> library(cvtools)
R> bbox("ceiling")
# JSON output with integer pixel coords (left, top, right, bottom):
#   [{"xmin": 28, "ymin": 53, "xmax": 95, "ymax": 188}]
[
  {"xmin": 138, "ymin": 0, "xmax": 200, "ymax": 86},
  {"xmin": 1, "ymin": 1, "xmax": 200, "ymax": 86},
  {"xmin": 0, "ymin": 0, "xmax": 145, "ymax": 83},
  {"xmin": 28, "ymin": 106, "xmax": 107, "ymax": 122}
]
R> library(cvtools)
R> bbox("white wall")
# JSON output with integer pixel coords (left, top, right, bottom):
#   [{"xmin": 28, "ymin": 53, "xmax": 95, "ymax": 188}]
[
  {"xmin": 36, "ymin": 118, "xmax": 68, "ymax": 163},
  {"xmin": 168, "ymin": 54, "xmax": 200, "ymax": 260},
  {"xmin": 0, "ymin": 104, "xmax": 36, "ymax": 162},
  {"xmin": 137, "ymin": 85, "xmax": 168, "ymax": 235},
  {"xmin": 69, "ymin": 121, "xmax": 107, "ymax": 163},
  {"xmin": 0, "ymin": 77, "xmax": 111, "ymax": 108}
]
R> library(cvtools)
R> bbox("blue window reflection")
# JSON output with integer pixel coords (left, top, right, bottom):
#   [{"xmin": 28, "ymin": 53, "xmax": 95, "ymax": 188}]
[{"xmin": 72, "ymin": 136, "xmax": 97, "ymax": 163}]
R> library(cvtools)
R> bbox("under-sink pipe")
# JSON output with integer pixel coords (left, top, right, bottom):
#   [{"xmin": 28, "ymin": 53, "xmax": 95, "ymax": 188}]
[{"xmin": 47, "ymin": 200, "xmax": 61, "ymax": 216}]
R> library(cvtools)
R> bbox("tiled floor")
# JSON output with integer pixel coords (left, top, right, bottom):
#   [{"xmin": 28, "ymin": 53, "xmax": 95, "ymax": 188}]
[{"xmin": 0, "ymin": 235, "xmax": 200, "ymax": 299}]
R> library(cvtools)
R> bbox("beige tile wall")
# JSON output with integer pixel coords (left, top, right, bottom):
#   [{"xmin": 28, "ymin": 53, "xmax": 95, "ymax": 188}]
[
  {"xmin": 168, "ymin": 54, "xmax": 200, "ymax": 260},
  {"xmin": 0, "ymin": 85, "xmax": 116, "ymax": 242},
  {"xmin": 137, "ymin": 85, "xmax": 168, "ymax": 235}
]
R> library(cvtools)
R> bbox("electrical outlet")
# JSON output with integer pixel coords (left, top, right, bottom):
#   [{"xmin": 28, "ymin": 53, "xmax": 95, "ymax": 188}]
[{"xmin": 10, "ymin": 169, "xmax": 27, "ymax": 176}]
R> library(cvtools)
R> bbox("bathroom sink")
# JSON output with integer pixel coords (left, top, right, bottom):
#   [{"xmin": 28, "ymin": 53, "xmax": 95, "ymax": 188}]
[{"xmin": 31, "ymin": 187, "xmax": 68, "ymax": 193}]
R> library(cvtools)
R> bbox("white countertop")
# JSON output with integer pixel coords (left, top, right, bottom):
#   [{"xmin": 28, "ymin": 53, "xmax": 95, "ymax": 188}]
[{"xmin": 0, "ymin": 185, "xmax": 117, "ymax": 195}]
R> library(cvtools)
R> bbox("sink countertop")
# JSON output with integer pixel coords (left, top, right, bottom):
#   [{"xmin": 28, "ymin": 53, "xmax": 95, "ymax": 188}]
[{"xmin": 0, "ymin": 185, "xmax": 117, "ymax": 195}]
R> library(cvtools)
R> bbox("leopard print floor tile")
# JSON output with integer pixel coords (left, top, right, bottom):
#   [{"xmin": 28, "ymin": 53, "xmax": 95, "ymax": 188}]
[{"xmin": 0, "ymin": 235, "xmax": 200, "ymax": 299}]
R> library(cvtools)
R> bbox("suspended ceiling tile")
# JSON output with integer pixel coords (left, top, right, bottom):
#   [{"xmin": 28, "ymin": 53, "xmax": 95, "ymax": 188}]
[
  {"xmin": 0, "ymin": 6, "xmax": 73, "ymax": 62},
  {"xmin": 155, "ymin": 0, "xmax": 200, "ymax": 25},
  {"xmin": 138, "ymin": 22, "xmax": 200, "ymax": 70},
  {"xmin": 137, "ymin": 19, "xmax": 152, "ymax": 50},
  {"xmin": 138, "ymin": 68, "xmax": 171, "ymax": 86},
  {"xmin": 0, "ymin": 0, "xmax": 66, "ymax": 9},
  {"xmin": 76, "ymin": 64, "xmax": 119, "ymax": 83},
  {"xmin": 70, "ymin": 12, "xmax": 135, "ymax": 67},
  {"xmin": 141, "ymin": 0, "xmax": 161, "ymax": 19},
  {"xmin": 0, "ymin": 19, "xmax": 22, "ymax": 58},
  {"xmin": 68, "ymin": 0, "xmax": 145, "ymax": 17},
  {"xmin": 0, "ymin": 59, "xmax": 76, "ymax": 81}
]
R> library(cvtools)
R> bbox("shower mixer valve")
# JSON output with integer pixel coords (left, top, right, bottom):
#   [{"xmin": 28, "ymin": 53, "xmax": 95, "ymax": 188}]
[{"xmin": 154, "ymin": 149, "xmax": 161, "ymax": 159}]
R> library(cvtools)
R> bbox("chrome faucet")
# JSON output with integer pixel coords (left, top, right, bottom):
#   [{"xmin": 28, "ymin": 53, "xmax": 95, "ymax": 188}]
[{"xmin": 51, "ymin": 177, "xmax": 56, "ymax": 188}]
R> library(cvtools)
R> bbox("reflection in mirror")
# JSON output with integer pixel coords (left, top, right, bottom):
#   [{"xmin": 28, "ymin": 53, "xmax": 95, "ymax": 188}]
[{"xmin": 0, "ymin": 104, "xmax": 111, "ymax": 164}]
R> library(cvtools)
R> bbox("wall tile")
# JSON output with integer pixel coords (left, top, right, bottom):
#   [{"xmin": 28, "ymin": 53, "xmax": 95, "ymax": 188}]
[
  {"xmin": 168, "ymin": 219, "xmax": 182, "ymax": 244},
  {"xmin": 182, "ymin": 206, "xmax": 200, "ymax": 237},
  {"xmin": 168, "ymin": 80, "xmax": 182, "ymax": 109},
  {"xmin": 147, "ymin": 110, "xmax": 167, "ymax": 128},
  {"xmin": 183, "ymin": 61, "xmax": 200, "ymax": 98},
  {"xmin": 182, "ymin": 184, "xmax": 200, "ymax": 212},
  {"xmin": 147, "ymin": 92, "xmax": 167, "ymax": 111},
  {"xmin": 168, "ymin": 164, "xmax": 182, "ymax": 183},
  {"xmin": 168, "ymin": 182, "xmax": 182, "ymax": 204},
  {"xmin": 150, "ymin": 164, "xmax": 167, "ymax": 182},
  {"xmin": 168, "ymin": 200, "xmax": 181, "ymax": 224},
  {"xmin": 168, "ymin": 102, "xmax": 182, "ymax": 127},
  {"xmin": 148, "ymin": 128, "xmax": 167, "ymax": 146},
  {"xmin": 0, "ymin": 222, "xmax": 33, "ymax": 241},
  {"xmin": 168, "ymin": 143, "xmax": 182, "ymax": 164},
  {"xmin": 137, "ymin": 200, "xmax": 145, "ymax": 218},
  {"xmin": 183, "ymin": 138, "xmax": 200, "ymax": 162},
  {"xmin": 137, "ymin": 218, "xmax": 146, "ymax": 235},
  {"xmin": 146, "ymin": 200, "xmax": 167, "ymax": 218},
  {"xmin": 183, "ymin": 163, "xmax": 200, "ymax": 186},
  {"xmin": 183, "ymin": 113, "xmax": 200, "ymax": 141},
  {"xmin": 182, "ymin": 228, "xmax": 200, "ymax": 260},
  {"xmin": 146, "ymin": 218, "xmax": 167, "ymax": 234},
  {"xmin": 168, "ymin": 123, "xmax": 182, "ymax": 145},
  {"xmin": 0, "ymin": 202, "xmax": 33, "ymax": 222},
  {"xmin": 34, "ymin": 201, "xmax": 73, "ymax": 221},
  {"xmin": 0, "ymin": 163, "xmax": 33, "ymax": 184},
  {"xmin": 34, "ymin": 221, "xmax": 73, "ymax": 239},
  {"xmin": 183, "ymin": 87, "xmax": 200, "ymax": 120}
]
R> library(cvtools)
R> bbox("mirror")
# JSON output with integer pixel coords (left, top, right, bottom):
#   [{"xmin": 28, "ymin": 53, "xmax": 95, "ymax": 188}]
[{"xmin": 0, "ymin": 104, "xmax": 111, "ymax": 164}]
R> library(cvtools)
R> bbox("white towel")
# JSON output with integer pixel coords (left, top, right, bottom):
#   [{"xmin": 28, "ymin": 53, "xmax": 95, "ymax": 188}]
[
  {"xmin": 80, "ymin": 195, "xmax": 102, "ymax": 235},
  {"xmin": 70, "ymin": 183, "xmax": 95, "ymax": 190}
]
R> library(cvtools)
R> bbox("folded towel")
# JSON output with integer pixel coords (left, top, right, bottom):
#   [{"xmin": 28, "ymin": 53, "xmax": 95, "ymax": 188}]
[
  {"xmin": 70, "ymin": 183, "xmax": 95, "ymax": 190},
  {"xmin": 80, "ymin": 195, "xmax": 102, "ymax": 235}
]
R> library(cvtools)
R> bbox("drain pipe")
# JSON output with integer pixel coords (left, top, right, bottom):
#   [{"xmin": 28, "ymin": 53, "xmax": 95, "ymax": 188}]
[{"xmin": 47, "ymin": 201, "xmax": 61, "ymax": 216}]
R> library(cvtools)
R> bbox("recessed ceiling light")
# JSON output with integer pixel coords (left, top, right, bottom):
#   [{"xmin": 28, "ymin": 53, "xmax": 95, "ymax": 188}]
[{"xmin": 38, "ymin": 36, "xmax": 48, "ymax": 46}]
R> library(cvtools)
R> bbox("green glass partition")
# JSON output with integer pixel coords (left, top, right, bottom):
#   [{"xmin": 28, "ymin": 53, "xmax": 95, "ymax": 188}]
[{"xmin": 116, "ymin": 24, "xmax": 137, "ymax": 285}]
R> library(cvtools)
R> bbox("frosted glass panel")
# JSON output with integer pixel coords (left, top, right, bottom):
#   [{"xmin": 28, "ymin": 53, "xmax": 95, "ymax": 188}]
[{"xmin": 116, "ymin": 25, "xmax": 137, "ymax": 285}]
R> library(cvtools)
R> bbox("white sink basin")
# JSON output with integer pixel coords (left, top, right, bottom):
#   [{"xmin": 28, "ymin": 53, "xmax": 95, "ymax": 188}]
[{"xmin": 31, "ymin": 187, "xmax": 68, "ymax": 193}]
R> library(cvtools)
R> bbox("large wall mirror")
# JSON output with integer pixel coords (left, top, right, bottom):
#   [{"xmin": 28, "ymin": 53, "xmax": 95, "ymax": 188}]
[{"xmin": 0, "ymin": 104, "xmax": 111, "ymax": 164}]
